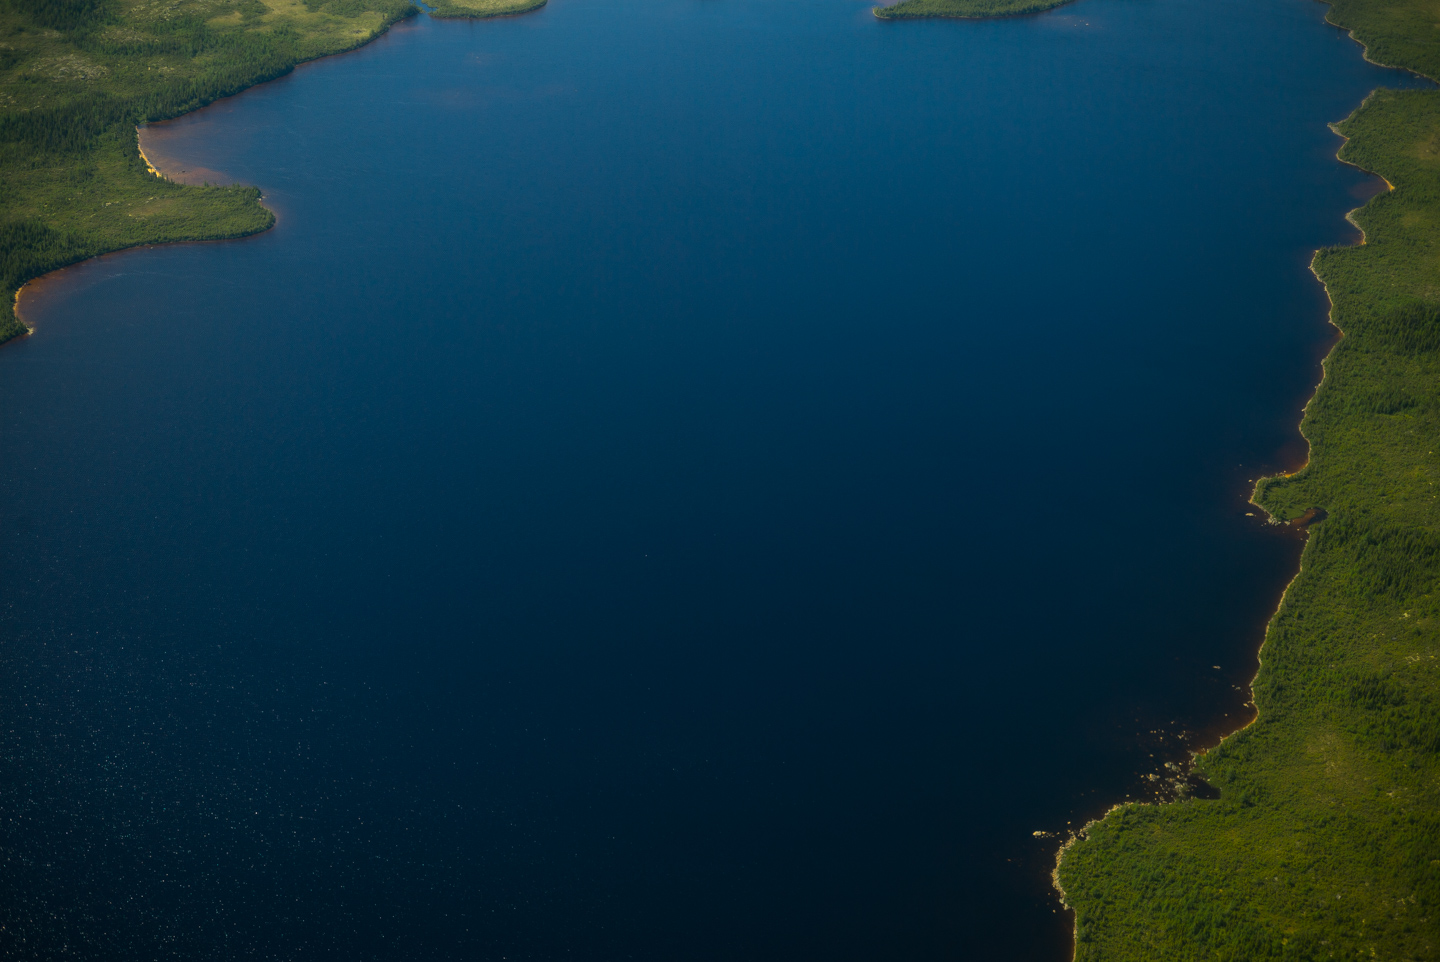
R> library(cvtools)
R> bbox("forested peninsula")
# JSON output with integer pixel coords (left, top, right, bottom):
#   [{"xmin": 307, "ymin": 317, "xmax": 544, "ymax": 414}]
[{"xmin": 0, "ymin": 0, "xmax": 539, "ymax": 345}]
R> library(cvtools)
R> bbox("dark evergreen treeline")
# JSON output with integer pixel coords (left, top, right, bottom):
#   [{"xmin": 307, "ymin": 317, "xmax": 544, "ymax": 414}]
[
  {"xmin": 2, "ymin": 0, "xmax": 113, "ymax": 33},
  {"xmin": 1355, "ymin": 300, "xmax": 1440, "ymax": 355},
  {"xmin": 1311, "ymin": 513, "xmax": 1440, "ymax": 600},
  {"xmin": 0, "ymin": 219, "xmax": 87, "ymax": 339},
  {"xmin": 0, "ymin": 220, "xmax": 85, "ymax": 291}
]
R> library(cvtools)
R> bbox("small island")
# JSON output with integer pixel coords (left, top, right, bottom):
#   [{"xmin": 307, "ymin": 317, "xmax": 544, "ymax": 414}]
[
  {"xmin": 427, "ymin": 0, "xmax": 546, "ymax": 19},
  {"xmin": 873, "ymin": 0, "xmax": 1072, "ymax": 20}
]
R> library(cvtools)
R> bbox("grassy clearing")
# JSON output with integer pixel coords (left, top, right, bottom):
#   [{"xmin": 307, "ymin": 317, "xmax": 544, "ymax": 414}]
[
  {"xmin": 872, "ymin": 0, "xmax": 1071, "ymax": 19},
  {"xmin": 1052, "ymin": 1, "xmax": 1440, "ymax": 959}
]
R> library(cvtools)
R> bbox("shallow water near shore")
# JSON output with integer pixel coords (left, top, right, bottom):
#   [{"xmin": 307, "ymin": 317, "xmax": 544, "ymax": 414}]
[{"xmin": 1, "ymin": 0, "xmax": 1428, "ymax": 957}]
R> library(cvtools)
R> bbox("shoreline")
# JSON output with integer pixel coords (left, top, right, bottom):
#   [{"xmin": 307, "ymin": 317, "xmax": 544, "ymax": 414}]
[
  {"xmin": 137, "ymin": 141, "xmax": 163, "ymax": 180},
  {"xmin": 1053, "ymin": 0, "xmax": 1440, "ymax": 955},
  {"xmin": 0, "ymin": 1, "xmax": 425, "ymax": 348},
  {"xmin": 1048, "ymin": 8, "xmax": 1386, "ymax": 951},
  {"xmin": 9, "ymin": 289, "xmax": 29, "ymax": 343},
  {"xmin": 136, "ymin": 125, "xmax": 246, "ymax": 188},
  {"xmin": 2, "ymin": 4, "xmax": 563, "ymax": 346},
  {"xmin": 429, "ymin": 0, "xmax": 548, "ymax": 19}
]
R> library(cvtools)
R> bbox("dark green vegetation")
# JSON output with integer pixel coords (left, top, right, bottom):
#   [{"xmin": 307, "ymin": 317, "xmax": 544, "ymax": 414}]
[
  {"xmin": 1055, "ymin": 2, "xmax": 1440, "ymax": 959},
  {"xmin": 0, "ymin": 0, "xmax": 541, "ymax": 344},
  {"xmin": 872, "ymin": 0, "xmax": 1070, "ymax": 21}
]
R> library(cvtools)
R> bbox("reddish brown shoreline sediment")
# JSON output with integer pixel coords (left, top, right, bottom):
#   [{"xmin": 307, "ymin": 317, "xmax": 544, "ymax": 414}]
[{"xmin": 138, "ymin": 125, "xmax": 239, "ymax": 186}]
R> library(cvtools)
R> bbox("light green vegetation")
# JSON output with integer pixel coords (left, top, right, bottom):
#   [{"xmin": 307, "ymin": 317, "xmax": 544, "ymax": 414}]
[
  {"xmin": 428, "ymin": 0, "xmax": 545, "ymax": 19},
  {"xmin": 0, "ymin": 0, "xmax": 536, "ymax": 345},
  {"xmin": 1053, "ymin": 2, "xmax": 1440, "ymax": 959},
  {"xmin": 872, "ymin": 0, "xmax": 1070, "ymax": 20}
]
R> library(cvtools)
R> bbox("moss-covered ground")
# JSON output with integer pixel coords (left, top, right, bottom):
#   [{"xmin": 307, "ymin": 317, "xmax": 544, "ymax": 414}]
[{"xmin": 1053, "ymin": 1, "xmax": 1440, "ymax": 959}]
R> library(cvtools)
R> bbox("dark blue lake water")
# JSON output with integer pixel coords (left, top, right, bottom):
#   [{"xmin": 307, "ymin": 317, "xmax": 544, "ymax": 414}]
[{"xmin": 1, "ymin": 0, "xmax": 1424, "ymax": 957}]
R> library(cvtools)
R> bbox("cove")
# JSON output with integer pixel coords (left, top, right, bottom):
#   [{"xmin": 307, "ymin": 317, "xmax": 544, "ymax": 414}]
[{"xmin": 0, "ymin": 0, "xmax": 1425, "ymax": 958}]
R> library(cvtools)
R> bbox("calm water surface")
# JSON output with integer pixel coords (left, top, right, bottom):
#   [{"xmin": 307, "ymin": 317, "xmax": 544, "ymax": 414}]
[{"xmin": 1, "ymin": 0, "xmax": 1425, "ymax": 957}]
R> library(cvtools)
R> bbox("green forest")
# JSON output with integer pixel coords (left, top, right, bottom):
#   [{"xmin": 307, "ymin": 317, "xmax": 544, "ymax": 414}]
[{"xmin": 1052, "ymin": 0, "xmax": 1440, "ymax": 958}]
